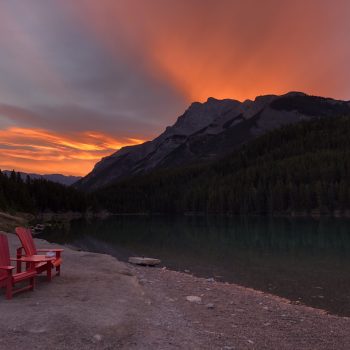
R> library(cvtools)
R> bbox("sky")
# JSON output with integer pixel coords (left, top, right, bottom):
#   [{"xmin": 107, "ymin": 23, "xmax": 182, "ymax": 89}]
[{"xmin": 0, "ymin": 0, "xmax": 349, "ymax": 176}]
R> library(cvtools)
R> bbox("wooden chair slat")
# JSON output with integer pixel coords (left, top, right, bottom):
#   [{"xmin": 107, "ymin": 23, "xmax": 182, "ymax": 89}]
[
  {"xmin": 15, "ymin": 227, "xmax": 63, "ymax": 281},
  {"xmin": 0, "ymin": 234, "xmax": 10, "ymax": 280},
  {"xmin": 0, "ymin": 233, "xmax": 36, "ymax": 299}
]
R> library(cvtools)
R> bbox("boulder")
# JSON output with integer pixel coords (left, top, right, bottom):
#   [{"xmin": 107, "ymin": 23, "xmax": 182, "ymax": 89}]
[{"xmin": 128, "ymin": 257, "xmax": 161, "ymax": 266}]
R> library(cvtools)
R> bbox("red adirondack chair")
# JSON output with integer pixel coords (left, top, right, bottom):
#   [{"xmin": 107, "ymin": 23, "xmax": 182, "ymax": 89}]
[
  {"xmin": 15, "ymin": 227, "xmax": 63, "ymax": 281},
  {"xmin": 0, "ymin": 233, "xmax": 36, "ymax": 299}
]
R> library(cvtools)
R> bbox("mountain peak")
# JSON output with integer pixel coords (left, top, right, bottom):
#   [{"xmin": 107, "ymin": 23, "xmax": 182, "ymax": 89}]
[
  {"xmin": 285, "ymin": 91, "xmax": 307, "ymax": 97},
  {"xmin": 206, "ymin": 96, "xmax": 224, "ymax": 104}
]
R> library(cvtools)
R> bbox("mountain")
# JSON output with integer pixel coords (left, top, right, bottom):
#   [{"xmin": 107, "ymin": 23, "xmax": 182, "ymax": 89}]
[
  {"xmin": 2, "ymin": 171, "xmax": 81, "ymax": 186},
  {"xmin": 77, "ymin": 92, "xmax": 350, "ymax": 190},
  {"xmin": 95, "ymin": 115, "xmax": 350, "ymax": 215}
]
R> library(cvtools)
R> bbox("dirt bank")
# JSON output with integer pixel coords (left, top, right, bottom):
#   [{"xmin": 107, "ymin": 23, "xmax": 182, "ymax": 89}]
[
  {"xmin": 0, "ymin": 212, "xmax": 31, "ymax": 232},
  {"xmin": 0, "ymin": 232, "xmax": 349, "ymax": 349}
]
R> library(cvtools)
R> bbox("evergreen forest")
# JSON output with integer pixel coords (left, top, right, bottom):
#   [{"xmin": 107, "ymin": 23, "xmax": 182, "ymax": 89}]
[{"xmin": 95, "ymin": 116, "xmax": 350, "ymax": 215}]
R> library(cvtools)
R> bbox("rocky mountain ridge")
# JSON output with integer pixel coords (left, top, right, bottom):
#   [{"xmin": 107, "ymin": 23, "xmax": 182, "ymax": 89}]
[{"xmin": 77, "ymin": 92, "xmax": 350, "ymax": 190}]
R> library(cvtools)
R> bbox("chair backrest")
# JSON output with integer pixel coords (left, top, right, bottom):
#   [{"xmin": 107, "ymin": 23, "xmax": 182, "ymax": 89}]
[
  {"xmin": 0, "ymin": 233, "xmax": 11, "ymax": 280},
  {"xmin": 15, "ymin": 227, "xmax": 37, "ymax": 256}
]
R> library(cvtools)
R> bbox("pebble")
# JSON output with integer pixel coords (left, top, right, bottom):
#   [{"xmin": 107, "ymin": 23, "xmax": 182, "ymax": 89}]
[
  {"xmin": 93, "ymin": 334, "xmax": 102, "ymax": 342},
  {"xmin": 29, "ymin": 328, "xmax": 46, "ymax": 334},
  {"xmin": 206, "ymin": 303, "xmax": 215, "ymax": 309},
  {"xmin": 186, "ymin": 296, "xmax": 202, "ymax": 303},
  {"xmin": 206, "ymin": 278, "xmax": 215, "ymax": 282}
]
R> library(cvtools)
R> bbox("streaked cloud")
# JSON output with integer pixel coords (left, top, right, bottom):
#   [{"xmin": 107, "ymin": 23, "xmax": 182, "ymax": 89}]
[{"xmin": 0, "ymin": 127, "xmax": 144, "ymax": 175}]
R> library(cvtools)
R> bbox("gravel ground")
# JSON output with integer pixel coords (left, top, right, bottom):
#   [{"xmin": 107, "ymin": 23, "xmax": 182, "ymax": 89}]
[{"xmin": 0, "ymin": 232, "xmax": 349, "ymax": 349}]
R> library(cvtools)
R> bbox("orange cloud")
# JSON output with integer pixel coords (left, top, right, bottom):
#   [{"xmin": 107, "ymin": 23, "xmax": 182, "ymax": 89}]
[
  {"xmin": 68, "ymin": 0, "xmax": 350, "ymax": 102},
  {"xmin": 0, "ymin": 127, "xmax": 144, "ymax": 176}
]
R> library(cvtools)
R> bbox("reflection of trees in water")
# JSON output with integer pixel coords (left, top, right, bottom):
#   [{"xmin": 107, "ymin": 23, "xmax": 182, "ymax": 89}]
[
  {"xmin": 44, "ymin": 216, "xmax": 350, "ymax": 316},
  {"xmin": 66, "ymin": 215, "xmax": 350, "ymax": 253}
]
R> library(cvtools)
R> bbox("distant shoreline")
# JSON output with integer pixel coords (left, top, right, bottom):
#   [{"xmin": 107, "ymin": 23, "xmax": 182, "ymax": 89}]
[{"xmin": 2, "ymin": 209, "xmax": 350, "ymax": 232}]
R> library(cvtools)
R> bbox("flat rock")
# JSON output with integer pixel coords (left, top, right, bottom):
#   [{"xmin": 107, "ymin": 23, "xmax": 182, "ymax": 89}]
[
  {"xmin": 128, "ymin": 256, "xmax": 161, "ymax": 266},
  {"xmin": 186, "ymin": 296, "xmax": 202, "ymax": 303}
]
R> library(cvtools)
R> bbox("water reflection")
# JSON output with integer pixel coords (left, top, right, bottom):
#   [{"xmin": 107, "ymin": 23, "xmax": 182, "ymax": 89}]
[{"xmin": 40, "ymin": 216, "xmax": 350, "ymax": 316}]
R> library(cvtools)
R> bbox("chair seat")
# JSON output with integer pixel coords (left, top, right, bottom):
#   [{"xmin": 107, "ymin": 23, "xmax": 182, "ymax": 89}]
[
  {"xmin": 13, "ymin": 270, "xmax": 36, "ymax": 283},
  {"xmin": 35, "ymin": 261, "xmax": 48, "ymax": 269}
]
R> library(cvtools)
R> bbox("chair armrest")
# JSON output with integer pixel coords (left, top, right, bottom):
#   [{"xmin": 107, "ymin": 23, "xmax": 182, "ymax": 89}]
[
  {"xmin": 10, "ymin": 258, "xmax": 38, "ymax": 263},
  {"xmin": 37, "ymin": 249, "xmax": 63, "ymax": 260},
  {"xmin": 0, "ymin": 265, "xmax": 15, "ymax": 270},
  {"xmin": 37, "ymin": 249, "xmax": 64, "ymax": 252},
  {"xmin": 15, "ymin": 255, "xmax": 54, "ymax": 262}
]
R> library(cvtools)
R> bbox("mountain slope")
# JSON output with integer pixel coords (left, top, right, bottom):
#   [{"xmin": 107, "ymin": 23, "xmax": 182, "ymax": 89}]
[
  {"xmin": 78, "ymin": 92, "xmax": 350, "ymax": 190},
  {"xmin": 3, "ymin": 171, "xmax": 81, "ymax": 186},
  {"xmin": 95, "ymin": 115, "xmax": 350, "ymax": 215}
]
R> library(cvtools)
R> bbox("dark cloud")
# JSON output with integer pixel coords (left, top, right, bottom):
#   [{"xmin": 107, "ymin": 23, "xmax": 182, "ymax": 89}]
[
  {"xmin": 0, "ymin": 0, "xmax": 186, "ymax": 140},
  {"xmin": 0, "ymin": 104, "xmax": 159, "ymax": 140}
]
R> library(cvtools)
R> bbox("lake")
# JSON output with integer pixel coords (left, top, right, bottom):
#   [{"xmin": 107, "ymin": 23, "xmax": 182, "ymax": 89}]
[{"xmin": 39, "ymin": 215, "xmax": 350, "ymax": 316}]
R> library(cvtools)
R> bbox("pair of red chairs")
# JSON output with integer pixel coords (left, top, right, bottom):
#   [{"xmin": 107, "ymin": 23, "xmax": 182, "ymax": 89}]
[{"xmin": 0, "ymin": 227, "xmax": 63, "ymax": 299}]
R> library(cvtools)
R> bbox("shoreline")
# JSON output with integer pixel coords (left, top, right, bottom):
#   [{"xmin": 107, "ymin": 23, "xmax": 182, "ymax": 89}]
[
  {"xmin": 1, "ymin": 232, "xmax": 349, "ymax": 349},
  {"xmin": 0, "ymin": 212, "xmax": 32, "ymax": 232},
  {"xmin": 49, "ymin": 237, "xmax": 349, "ymax": 319}
]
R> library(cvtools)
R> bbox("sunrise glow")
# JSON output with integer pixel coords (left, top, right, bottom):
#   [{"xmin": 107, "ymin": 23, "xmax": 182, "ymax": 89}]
[
  {"xmin": 0, "ymin": 127, "xmax": 144, "ymax": 175},
  {"xmin": 0, "ymin": 0, "xmax": 349, "ymax": 175}
]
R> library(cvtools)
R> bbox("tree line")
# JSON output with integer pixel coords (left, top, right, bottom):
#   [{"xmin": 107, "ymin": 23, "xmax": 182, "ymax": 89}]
[{"xmin": 0, "ymin": 170, "xmax": 88, "ymax": 213}]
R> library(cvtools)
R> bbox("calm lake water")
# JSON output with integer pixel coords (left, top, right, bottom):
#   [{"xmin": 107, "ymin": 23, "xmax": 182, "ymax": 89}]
[{"xmin": 39, "ymin": 215, "xmax": 350, "ymax": 316}]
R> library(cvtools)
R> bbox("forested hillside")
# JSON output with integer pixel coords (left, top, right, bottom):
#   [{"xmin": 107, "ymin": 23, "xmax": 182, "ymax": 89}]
[
  {"xmin": 95, "ymin": 116, "xmax": 350, "ymax": 215},
  {"xmin": 78, "ymin": 92, "xmax": 350, "ymax": 191},
  {"xmin": 0, "ymin": 170, "xmax": 88, "ymax": 213}
]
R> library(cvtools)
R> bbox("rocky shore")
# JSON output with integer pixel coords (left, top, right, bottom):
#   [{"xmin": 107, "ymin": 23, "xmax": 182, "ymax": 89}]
[{"xmin": 0, "ymin": 232, "xmax": 349, "ymax": 349}]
